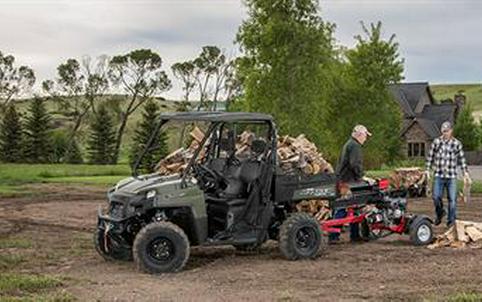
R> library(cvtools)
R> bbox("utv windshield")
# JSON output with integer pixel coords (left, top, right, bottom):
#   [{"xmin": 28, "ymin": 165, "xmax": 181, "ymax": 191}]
[{"xmin": 131, "ymin": 112, "xmax": 276, "ymax": 180}]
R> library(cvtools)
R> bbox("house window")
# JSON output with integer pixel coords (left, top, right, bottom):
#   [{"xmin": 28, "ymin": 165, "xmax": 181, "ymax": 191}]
[{"xmin": 408, "ymin": 142, "xmax": 426, "ymax": 158}]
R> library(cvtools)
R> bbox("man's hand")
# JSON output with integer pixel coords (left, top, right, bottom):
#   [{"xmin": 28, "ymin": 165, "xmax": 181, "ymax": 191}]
[{"xmin": 362, "ymin": 176, "xmax": 376, "ymax": 186}]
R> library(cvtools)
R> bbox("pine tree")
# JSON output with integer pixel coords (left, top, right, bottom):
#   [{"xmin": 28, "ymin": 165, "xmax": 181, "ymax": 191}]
[
  {"xmin": 65, "ymin": 138, "xmax": 83, "ymax": 164},
  {"xmin": 454, "ymin": 103, "xmax": 480, "ymax": 151},
  {"xmin": 50, "ymin": 129, "xmax": 68, "ymax": 163},
  {"xmin": 24, "ymin": 97, "xmax": 52, "ymax": 163},
  {"xmin": 129, "ymin": 100, "xmax": 168, "ymax": 173},
  {"xmin": 87, "ymin": 105, "xmax": 116, "ymax": 164},
  {"xmin": 0, "ymin": 104, "xmax": 24, "ymax": 162}
]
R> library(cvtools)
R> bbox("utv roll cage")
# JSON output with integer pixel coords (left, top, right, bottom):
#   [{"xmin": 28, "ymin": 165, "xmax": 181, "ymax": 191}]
[{"xmin": 131, "ymin": 111, "xmax": 277, "ymax": 179}]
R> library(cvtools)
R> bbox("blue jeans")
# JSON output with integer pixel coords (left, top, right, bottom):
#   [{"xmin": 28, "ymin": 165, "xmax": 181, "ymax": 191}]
[
  {"xmin": 328, "ymin": 209, "xmax": 360, "ymax": 241},
  {"xmin": 432, "ymin": 177, "xmax": 457, "ymax": 225}
]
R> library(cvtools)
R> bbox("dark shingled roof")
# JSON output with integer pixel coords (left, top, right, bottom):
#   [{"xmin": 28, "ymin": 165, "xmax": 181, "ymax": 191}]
[
  {"xmin": 401, "ymin": 103, "xmax": 457, "ymax": 139},
  {"xmin": 416, "ymin": 118, "xmax": 441, "ymax": 139},
  {"xmin": 419, "ymin": 103, "xmax": 456, "ymax": 128},
  {"xmin": 389, "ymin": 82, "xmax": 433, "ymax": 117}
]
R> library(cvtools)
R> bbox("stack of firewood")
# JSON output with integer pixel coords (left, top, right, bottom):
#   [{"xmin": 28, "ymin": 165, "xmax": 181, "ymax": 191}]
[
  {"xmin": 156, "ymin": 127, "xmax": 205, "ymax": 175},
  {"xmin": 295, "ymin": 199, "xmax": 331, "ymax": 221},
  {"xmin": 276, "ymin": 134, "xmax": 333, "ymax": 175},
  {"xmin": 156, "ymin": 129, "xmax": 334, "ymax": 176},
  {"xmin": 389, "ymin": 167, "xmax": 427, "ymax": 189},
  {"xmin": 428, "ymin": 220, "xmax": 482, "ymax": 249}
]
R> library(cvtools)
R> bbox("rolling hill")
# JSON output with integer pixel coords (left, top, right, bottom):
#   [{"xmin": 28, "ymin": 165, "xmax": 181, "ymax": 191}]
[{"xmin": 431, "ymin": 83, "xmax": 482, "ymax": 120}]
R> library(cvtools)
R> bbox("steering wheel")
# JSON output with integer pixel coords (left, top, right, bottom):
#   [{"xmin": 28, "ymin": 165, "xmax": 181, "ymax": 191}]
[{"xmin": 193, "ymin": 164, "xmax": 225, "ymax": 192}]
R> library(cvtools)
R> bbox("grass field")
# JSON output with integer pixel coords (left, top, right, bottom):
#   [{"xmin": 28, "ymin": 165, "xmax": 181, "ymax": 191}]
[
  {"xmin": 0, "ymin": 164, "xmax": 131, "ymax": 196},
  {"xmin": 0, "ymin": 163, "xmax": 480, "ymax": 197},
  {"xmin": 431, "ymin": 83, "xmax": 482, "ymax": 120}
]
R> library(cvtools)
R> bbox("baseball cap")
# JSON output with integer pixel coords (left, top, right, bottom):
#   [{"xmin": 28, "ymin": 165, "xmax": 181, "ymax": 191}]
[
  {"xmin": 353, "ymin": 124, "xmax": 372, "ymax": 137},
  {"xmin": 441, "ymin": 121, "xmax": 452, "ymax": 132}
]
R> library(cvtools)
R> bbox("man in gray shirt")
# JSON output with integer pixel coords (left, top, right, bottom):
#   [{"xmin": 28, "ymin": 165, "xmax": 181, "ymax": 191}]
[{"xmin": 330, "ymin": 125, "xmax": 372, "ymax": 243}]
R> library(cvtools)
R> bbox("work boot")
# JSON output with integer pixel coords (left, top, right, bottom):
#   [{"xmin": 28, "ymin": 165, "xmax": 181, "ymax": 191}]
[{"xmin": 434, "ymin": 209, "xmax": 446, "ymax": 226}]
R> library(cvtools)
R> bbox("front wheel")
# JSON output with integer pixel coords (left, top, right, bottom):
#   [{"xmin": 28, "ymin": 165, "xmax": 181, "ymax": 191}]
[
  {"xmin": 133, "ymin": 222, "xmax": 190, "ymax": 273},
  {"xmin": 409, "ymin": 217, "xmax": 433, "ymax": 246},
  {"xmin": 279, "ymin": 212, "xmax": 323, "ymax": 260}
]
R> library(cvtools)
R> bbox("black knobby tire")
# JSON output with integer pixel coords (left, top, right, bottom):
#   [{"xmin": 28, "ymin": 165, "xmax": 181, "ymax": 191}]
[
  {"xmin": 279, "ymin": 212, "xmax": 323, "ymax": 260},
  {"xmin": 94, "ymin": 228, "xmax": 132, "ymax": 261},
  {"xmin": 133, "ymin": 222, "xmax": 190, "ymax": 274},
  {"xmin": 409, "ymin": 218, "xmax": 433, "ymax": 246}
]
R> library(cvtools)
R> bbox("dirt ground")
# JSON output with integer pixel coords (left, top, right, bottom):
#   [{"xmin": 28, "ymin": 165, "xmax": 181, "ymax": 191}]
[{"xmin": 1, "ymin": 184, "xmax": 481, "ymax": 302}]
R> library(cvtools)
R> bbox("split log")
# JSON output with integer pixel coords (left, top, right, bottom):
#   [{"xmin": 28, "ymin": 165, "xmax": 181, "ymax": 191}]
[
  {"xmin": 295, "ymin": 199, "xmax": 331, "ymax": 222},
  {"xmin": 466, "ymin": 226, "xmax": 482, "ymax": 242},
  {"xmin": 190, "ymin": 126, "xmax": 205, "ymax": 143},
  {"xmin": 455, "ymin": 220, "xmax": 470, "ymax": 243},
  {"xmin": 428, "ymin": 219, "xmax": 482, "ymax": 249},
  {"xmin": 459, "ymin": 175, "xmax": 472, "ymax": 203}
]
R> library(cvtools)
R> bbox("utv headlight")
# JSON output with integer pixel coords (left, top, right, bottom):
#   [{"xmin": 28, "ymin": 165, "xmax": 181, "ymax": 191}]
[{"xmin": 146, "ymin": 190, "xmax": 157, "ymax": 199}]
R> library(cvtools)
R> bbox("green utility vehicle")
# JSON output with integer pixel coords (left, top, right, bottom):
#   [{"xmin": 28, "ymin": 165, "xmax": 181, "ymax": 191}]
[{"xmin": 95, "ymin": 112, "xmax": 338, "ymax": 273}]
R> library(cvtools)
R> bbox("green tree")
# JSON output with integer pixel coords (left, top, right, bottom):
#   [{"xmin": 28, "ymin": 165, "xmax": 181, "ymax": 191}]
[
  {"xmin": 190, "ymin": 46, "xmax": 237, "ymax": 111},
  {"xmin": 326, "ymin": 22, "xmax": 404, "ymax": 167},
  {"xmin": 87, "ymin": 105, "xmax": 116, "ymax": 164},
  {"xmin": 454, "ymin": 103, "xmax": 480, "ymax": 151},
  {"xmin": 171, "ymin": 61, "xmax": 196, "ymax": 106},
  {"xmin": 236, "ymin": 0, "xmax": 336, "ymax": 147},
  {"xmin": 42, "ymin": 56, "xmax": 109, "ymax": 149},
  {"xmin": 109, "ymin": 49, "xmax": 171, "ymax": 164},
  {"xmin": 65, "ymin": 139, "xmax": 83, "ymax": 164},
  {"xmin": 0, "ymin": 104, "xmax": 24, "ymax": 162},
  {"xmin": 50, "ymin": 129, "xmax": 69, "ymax": 163},
  {"xmin": 24, "ymin": 97, "xmax": 52, "ymax": 163},
  {"xmin": 0, "ymin": 51, "xmax": 35, "ymax": 107},
  {"xmin": 129, "ymin": 101, "xmax": 168, "ymax": 173}
]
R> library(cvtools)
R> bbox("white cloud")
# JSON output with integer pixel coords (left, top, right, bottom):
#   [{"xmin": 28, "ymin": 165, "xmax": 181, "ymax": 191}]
[{"xmin": 1, "ymin": 0, "xmax": 481, "ymax": 99}]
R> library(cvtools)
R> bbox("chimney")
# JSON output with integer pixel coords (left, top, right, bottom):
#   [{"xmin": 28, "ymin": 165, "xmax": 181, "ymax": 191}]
[
  {"xmin": 454, "ymin": 90, "xmax": 466, "ymax": 119},
  {"xmin": 454, "ymin": 90, "xmax": 466, "ymax": 106}
]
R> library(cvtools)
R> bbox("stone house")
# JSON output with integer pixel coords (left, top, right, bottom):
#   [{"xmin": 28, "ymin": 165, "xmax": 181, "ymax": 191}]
[{"xmin": 389, "ymin": 82, "xmax": 465, "ymax": 159}]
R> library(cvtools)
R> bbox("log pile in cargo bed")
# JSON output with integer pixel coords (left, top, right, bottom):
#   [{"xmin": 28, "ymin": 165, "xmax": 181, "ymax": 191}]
[
  {"xmin": 155, "ymin": 128, "xmax": 204, "ymax": 175},
  {"xmin": 156, "ymin": 128, "xmax": 334, "ymax": 176},
  {"xmin": 277, "ymin": 135, "xmax": 333, "ymax": 175},
  {"xmin": 428, "ymin": 220, "xmax": 482, "ymax": 249}
]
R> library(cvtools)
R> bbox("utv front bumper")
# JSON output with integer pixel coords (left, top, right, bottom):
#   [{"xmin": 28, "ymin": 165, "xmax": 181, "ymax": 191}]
[{"xmin": 97, "ymin": 206, "xmax": 129, "ymax": 233}]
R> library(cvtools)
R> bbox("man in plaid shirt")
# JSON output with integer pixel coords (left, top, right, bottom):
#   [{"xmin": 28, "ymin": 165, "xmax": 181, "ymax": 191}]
[{"xmin": 425, "ymin": 121, "xmax": 471, "ymax": 227}]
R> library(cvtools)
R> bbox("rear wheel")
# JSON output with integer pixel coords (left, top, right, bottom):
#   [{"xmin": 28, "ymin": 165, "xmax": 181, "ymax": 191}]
[
  {"xmin": 94, "ymin": 228, "xmax": 132, "ymax": 261},
  {"xmin": 279, "ymin": 212, "xmax": 322, "ymax": 260},
  {"xmin": 409, "ymin": 218, "xmax": 433, "ymax": 246},
  {"xmin": 133, "ymin": 222, "xmax": 190, "ymax": 273}
]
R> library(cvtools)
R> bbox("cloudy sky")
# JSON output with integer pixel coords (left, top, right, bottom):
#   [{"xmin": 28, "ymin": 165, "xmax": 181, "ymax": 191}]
[{"xmin": 1, "ymin": 0, "xmax": 481, "ymax": 99}]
